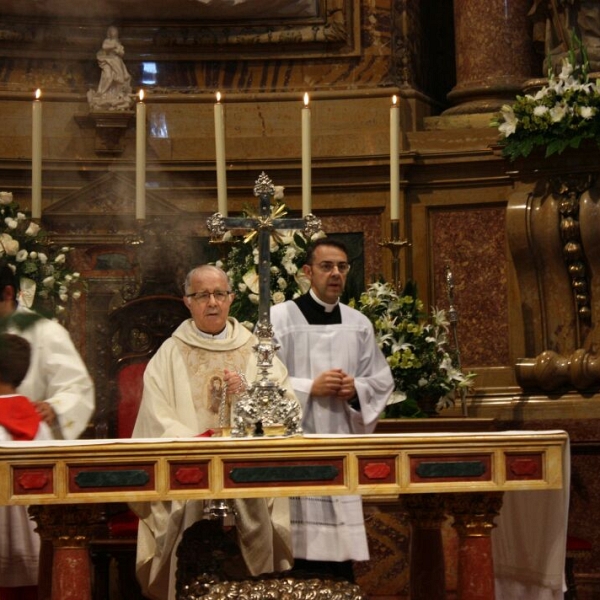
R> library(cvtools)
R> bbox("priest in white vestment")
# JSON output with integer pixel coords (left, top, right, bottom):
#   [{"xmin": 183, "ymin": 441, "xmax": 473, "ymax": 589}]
[
  {"xmin": 0, "ymin": 266, "xmax": 94, "ymax": 599},
  {"xmin": 131, "ymin": 265, "xmax": 295, "ymax": 600},
  {"xmin": 270, "ymin": 238, "xmax": 393, "ymax": 580}
]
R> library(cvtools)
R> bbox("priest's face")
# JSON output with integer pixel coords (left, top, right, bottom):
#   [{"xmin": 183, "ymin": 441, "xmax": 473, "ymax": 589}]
[
  {"xmin": 303, "ymin": 244, "xmax": 349, "ymax": 304},
  {"xmin": 184, "ymin": 266, "xmax": 234, "ymax": 334}
]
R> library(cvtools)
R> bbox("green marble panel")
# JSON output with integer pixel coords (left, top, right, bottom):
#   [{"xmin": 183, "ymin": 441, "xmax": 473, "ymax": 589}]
[
  {"xmin": 416, "ymin": 461, "xmax": 486, "ymax": 479},
  {"xmin": 74, "ymin": 469, "xmax": 150, "ymax": 488},
  {"xmin": 229, "ymin": 465, "xmax": 339, "ymax": 483}
]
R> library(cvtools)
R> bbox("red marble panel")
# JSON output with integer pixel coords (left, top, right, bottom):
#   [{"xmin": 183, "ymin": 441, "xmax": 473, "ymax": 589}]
[
  {"xmin": 170, "ymin": 462, "xmax": 209, "ymax": 489},
  {"xmin": 358, "ymin": 457, "xmax": 395, "ymax": 484},
  {"xmin": 13, "ymin": 466, "xmax": 54, "ymax": 495},
  {"xmin": 431, "ymin": 205, "xmax": 509, "ymax": 367},
  {"xmin": 505, "ymin": 453, "xmax": 543, "ymax": 481}
]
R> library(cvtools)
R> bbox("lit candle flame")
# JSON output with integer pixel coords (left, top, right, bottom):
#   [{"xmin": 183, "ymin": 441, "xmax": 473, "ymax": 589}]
[
  {"xmin": 303, "ymin": 92, "xmax": 309, "ymax": 107},
  {"xmin": 392, "ymin": 94, "xmax": 397, "ymax": 106},
  {"xmin": 35, "ymin": 89, "xmax": 41, "ymax": 100},
  {"xmin": 216, "ymin": 91, "xmax": 222, "ymax": 103},
  {"xmin": 138, "ymin": 89, "xmax": 145, "ymax": 102}
]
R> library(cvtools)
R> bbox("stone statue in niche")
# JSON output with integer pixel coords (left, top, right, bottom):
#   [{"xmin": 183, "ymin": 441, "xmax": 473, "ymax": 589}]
[
  {"xmin": 87, "ymin": 26, "xmax": 134, "ymax": 111},
  {"xmin": 529, "ymin": 0, "xmax": 600, "ymax": 73}
]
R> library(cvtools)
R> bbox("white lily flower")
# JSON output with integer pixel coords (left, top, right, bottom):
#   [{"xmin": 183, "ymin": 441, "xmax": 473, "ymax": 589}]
[
  {"xmin": 550, "ymin": 103, "xmax": 568, "ymax": 122},
  {"xmin": 498, "ymin": 104, "xmax": 517, "ymax": 137}
]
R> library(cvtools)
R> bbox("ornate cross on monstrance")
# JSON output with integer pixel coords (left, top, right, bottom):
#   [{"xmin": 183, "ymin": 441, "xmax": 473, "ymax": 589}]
[{"xmin": 207, "ymin": 172, "xmax": 322, "ymax": 437}]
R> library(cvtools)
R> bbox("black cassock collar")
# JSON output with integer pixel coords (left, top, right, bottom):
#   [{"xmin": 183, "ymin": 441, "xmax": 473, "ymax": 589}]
[{"xmin": 293, "ymin": 292, "xmax": 342, "ymax": 325}]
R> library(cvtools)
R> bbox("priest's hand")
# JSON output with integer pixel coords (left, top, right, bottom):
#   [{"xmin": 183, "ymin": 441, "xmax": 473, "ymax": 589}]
[
  {"xmin": 224, "ymin": 369, "xmax": 247, "ymax": 395},
  {"xmin": 35, "ymin": 401, "xmax": 57, "ymax": 426}
]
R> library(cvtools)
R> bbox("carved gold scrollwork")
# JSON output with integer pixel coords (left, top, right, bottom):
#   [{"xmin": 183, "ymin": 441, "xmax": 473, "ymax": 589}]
[
  {"xmin": 517, "ymin": 348, "xmax": 600, "ymax": 391},
  {"xmin": 553, "ymin": 173, "xmax": 594, "ymax": 325},
  {"xmin": 447, "ymin": 492, "xmax": 503, "ymax": 537},
  {"xmin": 29, "ymin": 504, "xmax": 104, "ymax": 546}
]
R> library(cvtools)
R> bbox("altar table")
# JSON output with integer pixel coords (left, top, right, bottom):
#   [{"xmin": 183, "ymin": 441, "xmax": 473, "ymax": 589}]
[{"xmin": 0, "ymin": 430, "xmax": 568, "ymax": 600}]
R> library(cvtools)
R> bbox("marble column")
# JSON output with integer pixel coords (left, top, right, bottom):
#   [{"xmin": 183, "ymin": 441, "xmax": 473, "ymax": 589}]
[
  {"xmin": 29, "ymin": 505, "xmax": 103, "ymax": 600},
  {"xmin": 447, "ymin": 492, "xmax": 504, "ymax": 600},
  {"xmin": 445, "ymin": 0, "xmax": 538, "ymax": 114},
  {"xmin": 403, "ymin": 494, "xmax": 447, "ymax": 600}
]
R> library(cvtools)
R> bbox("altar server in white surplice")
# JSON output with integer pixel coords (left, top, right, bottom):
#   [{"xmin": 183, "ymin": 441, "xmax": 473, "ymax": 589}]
[
  {"xmin": 270, "ymin": 238, "xmax": 393, "ymax": 582},
  {"xmin": 130, "ymin": 265, "xmax": 294, "ymax": 600},
  {"xmin": 0, "ymin": 265, "xmax": 94, "ymax": 600},
  {"xmin": 0, "ymin": 334, "xmax": 53, "ymax": 600}
]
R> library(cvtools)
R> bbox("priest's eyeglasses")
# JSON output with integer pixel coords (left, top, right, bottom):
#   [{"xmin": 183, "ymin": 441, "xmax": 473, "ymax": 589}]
[
  {"xmin": 186, "ymin": 290, "xmax": 233, "ymax": 302},
  {"xmin": 313, "ymin": 261, "xmax": 351, "ymax": 274}
]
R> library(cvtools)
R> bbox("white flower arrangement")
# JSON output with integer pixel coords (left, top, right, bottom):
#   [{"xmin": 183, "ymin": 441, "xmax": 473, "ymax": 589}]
[
  {"xmin": 219, "ymin": 193, "xmax": 325, "ymax": 329},
  {"xmin": 492, "ymin": 41, "xmax": 600, "ymax": 160},
  {"xmin": 351, "ymin": 281, "xmax": 476, "ymax": 417},
  {"xmin": 0, "ymin": 191, "xmax": 83, "ymax": 317}
]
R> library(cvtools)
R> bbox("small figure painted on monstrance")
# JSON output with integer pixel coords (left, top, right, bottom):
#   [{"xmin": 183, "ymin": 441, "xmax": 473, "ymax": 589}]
[{"xmin": 87, "ymin": 26, "xmax": 134, "ymax": 111}]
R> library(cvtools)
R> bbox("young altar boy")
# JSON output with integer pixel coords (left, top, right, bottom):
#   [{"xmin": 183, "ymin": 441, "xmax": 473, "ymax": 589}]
[{"xmin": 0, "ymin": 333, "xmax": 52, "ymax": 600}]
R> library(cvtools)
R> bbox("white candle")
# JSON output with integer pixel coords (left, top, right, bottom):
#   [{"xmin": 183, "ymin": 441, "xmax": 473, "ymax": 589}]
[
  {"xmin": 214, "ymin": 92, "xmax": 228, "ymax": 216},
  {"xmin": 390, "ymin": 95, "xmax": 400, "ymax": 221},
  {"xmin": 301, "ymin": 93, "xmax": 311, "ymax": 216},
  {"xmin": 31, "ymin": 89, "xmax": 42, "ymax": 220},
  {"xmin": 136, "ymin": 89, "xmax": 146, "ymax": 221}
]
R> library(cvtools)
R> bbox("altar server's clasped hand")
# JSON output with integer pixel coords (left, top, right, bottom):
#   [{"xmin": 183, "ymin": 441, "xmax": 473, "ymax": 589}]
[{"xmin": 311, "ymin": 368, "xmax": 356, "ymax": 401}]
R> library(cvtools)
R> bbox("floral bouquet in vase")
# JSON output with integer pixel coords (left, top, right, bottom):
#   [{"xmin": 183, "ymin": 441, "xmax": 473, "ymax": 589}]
[
  {"xmin": 0, "ymin": 191, "xmax": 83, "ymax": 319},
  {"xmin": 351, "ymin": 280, "xmax": 476, "ymax": 417},
  {"xmin": 492, "ymin": 38, "xmax": 600, "ymax": 160}
]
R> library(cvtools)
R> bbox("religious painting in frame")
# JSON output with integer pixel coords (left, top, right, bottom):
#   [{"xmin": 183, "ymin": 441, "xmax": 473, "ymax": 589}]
[{"xmin": 0, "ymin": 0, "xmax": 361, "ymax": 61}]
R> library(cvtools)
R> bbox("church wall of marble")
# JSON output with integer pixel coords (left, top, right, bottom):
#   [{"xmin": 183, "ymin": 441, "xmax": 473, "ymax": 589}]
[{"xmin": 2, "ymin": 0, "xmax": 600, "ymax": 596}]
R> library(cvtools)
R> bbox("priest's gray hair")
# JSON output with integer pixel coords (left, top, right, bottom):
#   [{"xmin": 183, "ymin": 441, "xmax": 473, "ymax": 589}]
[{"xmin": 183, "ymin": 265, "xmax": 233, "ymax": 295}]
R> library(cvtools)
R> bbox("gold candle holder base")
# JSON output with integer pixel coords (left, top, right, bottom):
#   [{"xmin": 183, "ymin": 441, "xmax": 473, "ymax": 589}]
[{"xmin": 379, "ymin": 220, "xmax": 410, "ymax": 289}]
